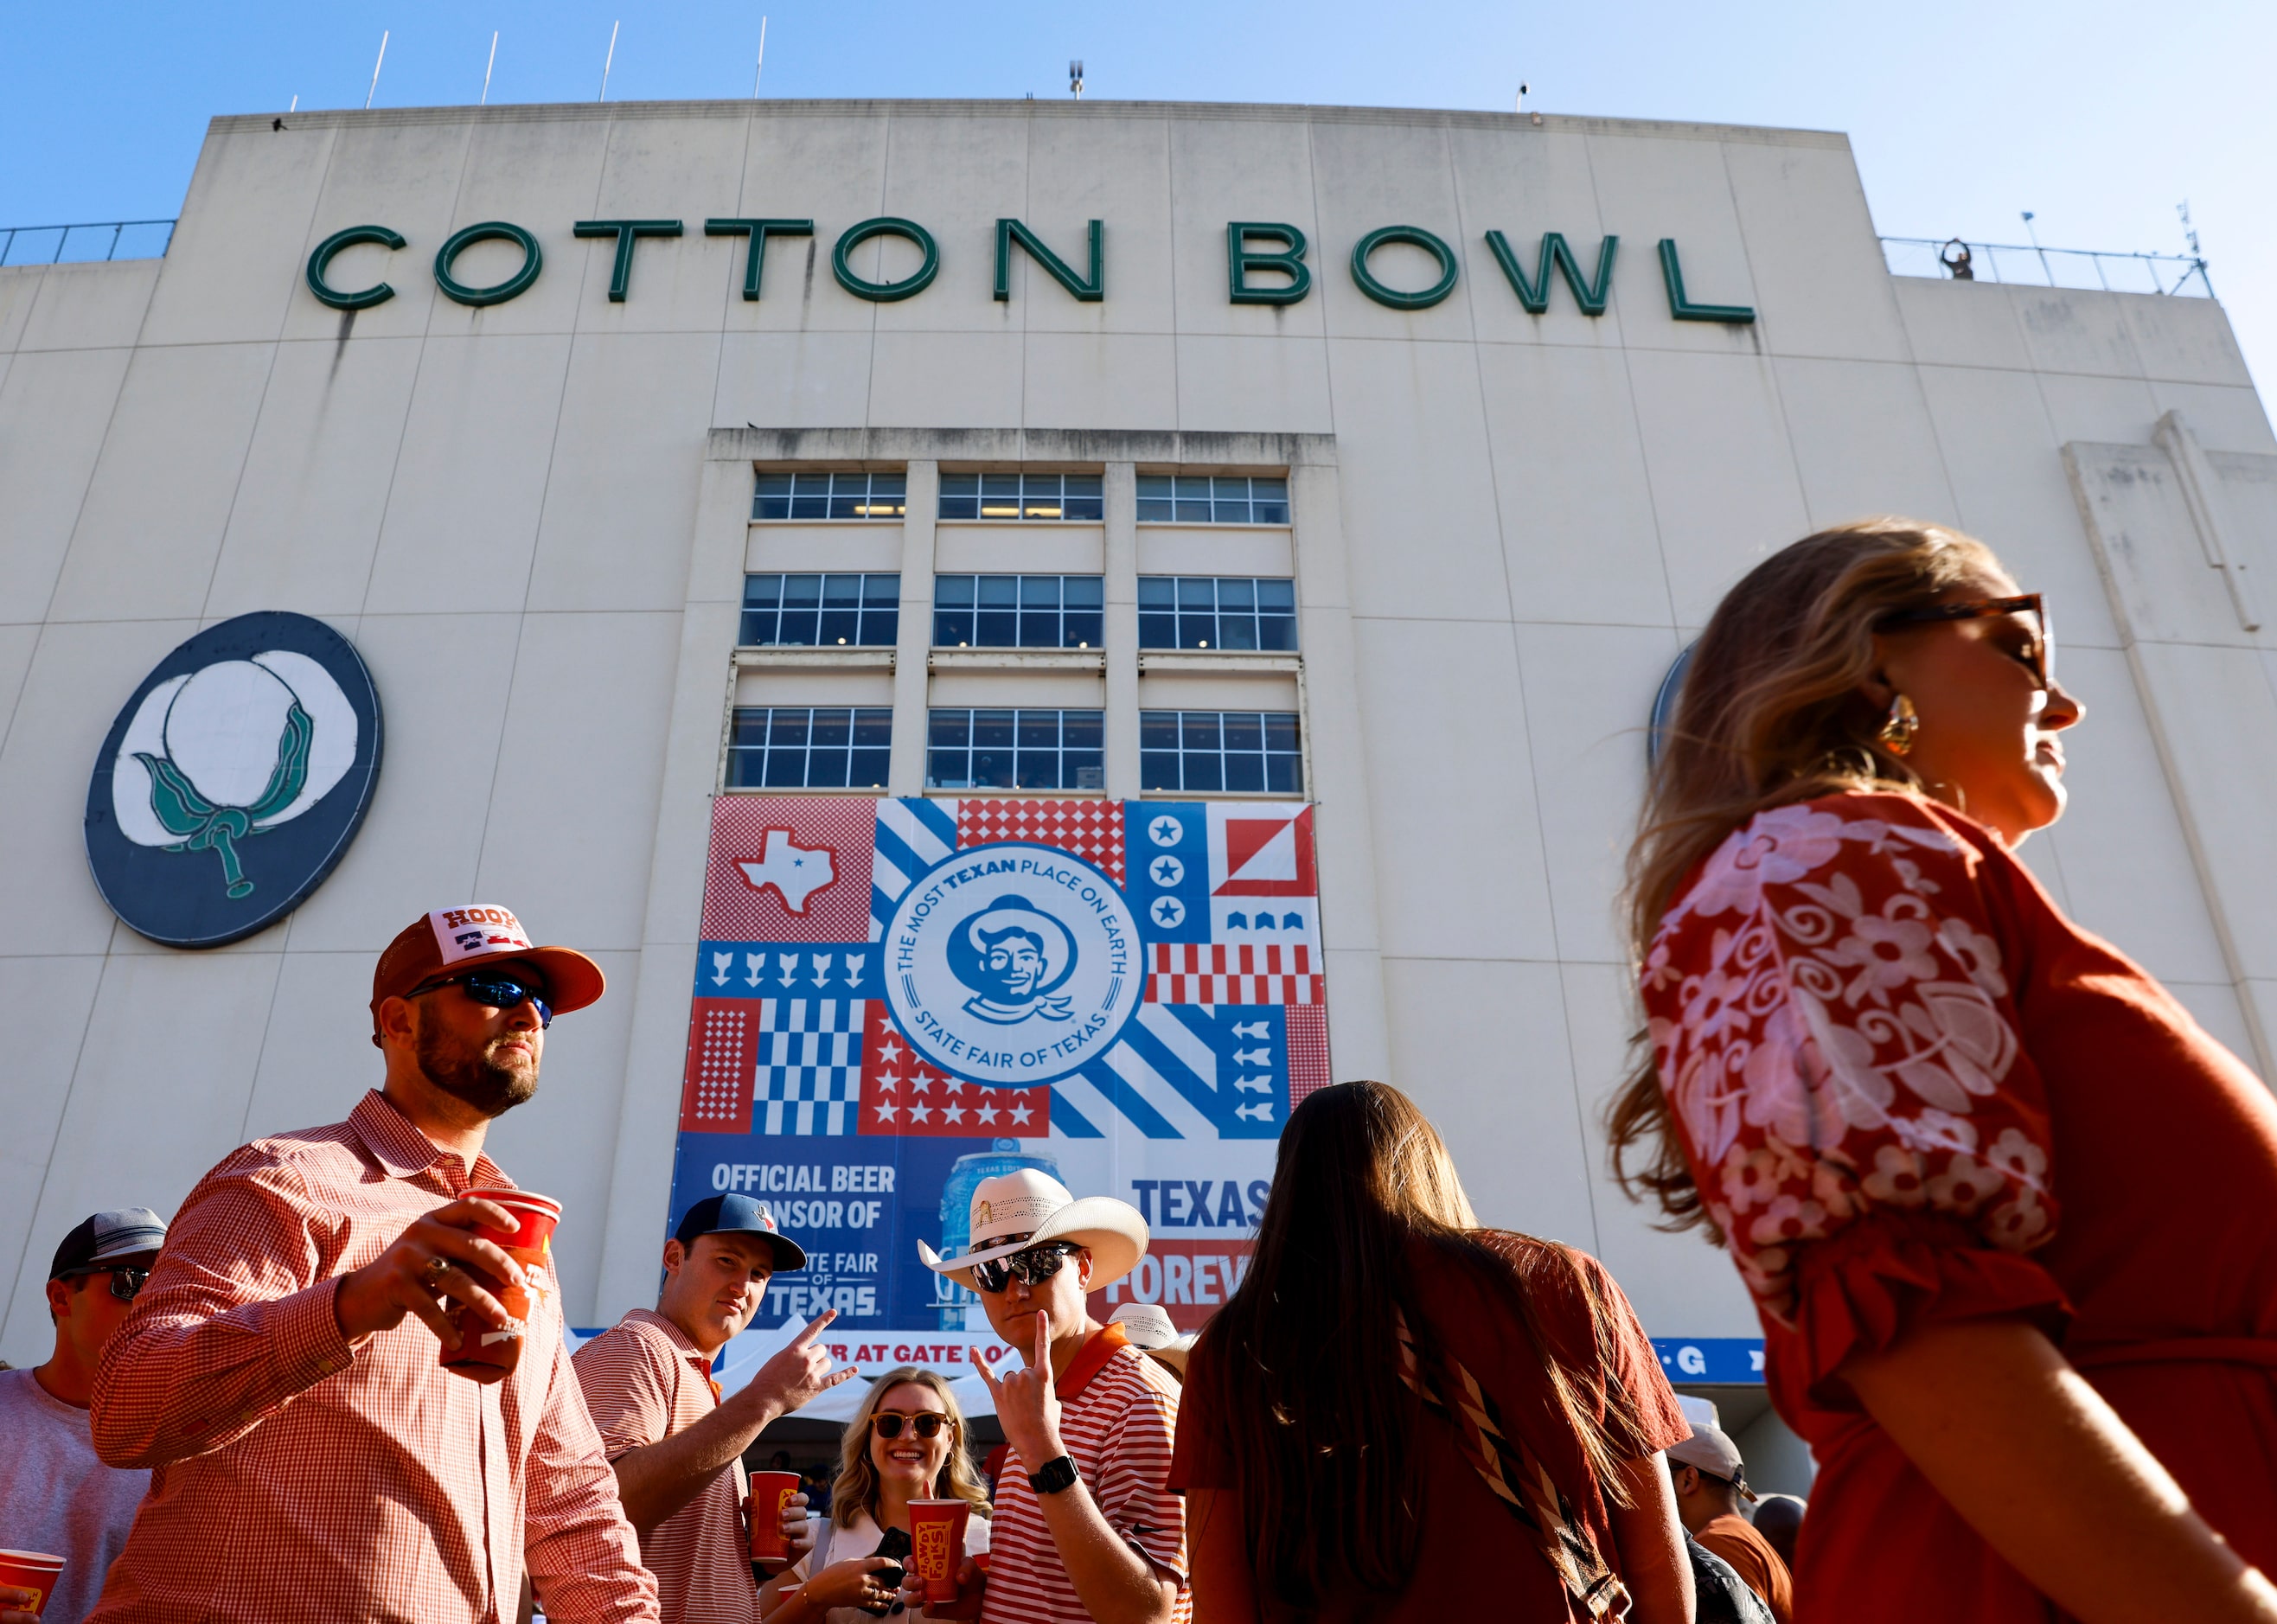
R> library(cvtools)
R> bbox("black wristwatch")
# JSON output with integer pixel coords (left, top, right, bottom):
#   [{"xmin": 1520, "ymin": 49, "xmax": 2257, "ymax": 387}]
[{"xmin": 1028, "ymin": 1455, "xmax": 1078, "ymax": 1495}]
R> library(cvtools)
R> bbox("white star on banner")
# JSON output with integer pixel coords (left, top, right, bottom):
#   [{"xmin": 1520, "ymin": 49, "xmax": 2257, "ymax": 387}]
[
  {"xmin": 873, "ymin": 1100, "xmax": 898, "ymax": 1122},
  {"xmin": 944, "ymin": 1103, "xmax": 965, "ymax": 1123},
  {"xmin": 877, "ymin": 1038, "xmax": 903, "ymax": 1067},
  {"xmin": 910, "ymin": 1103, "xmax": 932, "ymax": 1123},
  {"xmin": 1011, "ymin": 1101, "xmax": 1033, "ymax": 1124},
  {"xmin": 876, "ymin": 1070, "xmax": 899, "ymax": 1094},
  {"xmin": 910, "ymin": 1071, "xmax": 931, "ymax": 1093},
  {"xmin": 978, "ymin": 1103, "xmax": 1000, "ymax": 1124}
]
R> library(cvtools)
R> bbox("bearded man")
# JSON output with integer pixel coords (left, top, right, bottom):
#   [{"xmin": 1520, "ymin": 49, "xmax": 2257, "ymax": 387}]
[{"xmin": 86, "ymin": 906, "xmax": 657, "ymax": 1624}]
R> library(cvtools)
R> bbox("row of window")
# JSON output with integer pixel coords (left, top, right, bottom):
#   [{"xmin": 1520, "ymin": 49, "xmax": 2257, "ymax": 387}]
[
  {"xmin": 726, "ymin": 707, "xmax": 1305, "ymax": 795},
  {"xmin": 751, "ymin": 471, "xmax": 1290, "ymax": 525},
  {"xmin": 739, "ymin": 573, "xmax": 1299, "ymax": 652}
]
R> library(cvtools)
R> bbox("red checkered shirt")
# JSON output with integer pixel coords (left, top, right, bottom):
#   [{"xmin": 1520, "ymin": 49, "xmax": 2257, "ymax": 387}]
[{"xmin": 86, "ymin": 1090, "xmax": 658, "ymax": 1624}]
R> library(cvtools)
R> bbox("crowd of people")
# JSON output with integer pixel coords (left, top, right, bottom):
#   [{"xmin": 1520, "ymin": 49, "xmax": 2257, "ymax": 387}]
[{"xmin": 6, "ymin": 520, "xmax": 2277, "ymax": 1624}]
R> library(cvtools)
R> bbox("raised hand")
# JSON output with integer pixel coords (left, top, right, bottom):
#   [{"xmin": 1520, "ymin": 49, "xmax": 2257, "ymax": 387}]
[
  {"xmin": 970, "ymin": 1312, "xmax": 1064, "ymax": 1472},
  {"xmin": 332, "ymin": 1196, "xmax": 528, "ymax": 1346},
  {"xmin": 733, "ymin": 1310, "xmax": 856, "ymax": 1424}
]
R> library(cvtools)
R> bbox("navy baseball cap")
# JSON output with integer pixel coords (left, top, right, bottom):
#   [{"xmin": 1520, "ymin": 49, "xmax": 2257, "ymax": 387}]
[
  {"xmin": 675, "ymin": 1193, "xmax": 805, "ymax": 1270},
  {"xmin": 51, "ymin": 1208, "xmax": 168, "ymax": 1281}
]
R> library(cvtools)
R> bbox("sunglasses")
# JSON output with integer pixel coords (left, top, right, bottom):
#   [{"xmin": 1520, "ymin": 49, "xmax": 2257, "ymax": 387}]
[
  {"xmin": 412, "ymin": 973, "xmax": 553, "ymax": 1029},
  {"xmin": 63, "ymin": 1266, "xmax": 150, "ymax": 1302},
  {"xmin": 969, "ymin": 1241, "xmax": 1078, "ymax": 1296},
  {"xmin": 872, "ymin": 1410, "xmax": 956, "ymax": 1440},
  {"xmin": 1877, "ymin": 592, "xmax": 2053, "ymax": 690}
]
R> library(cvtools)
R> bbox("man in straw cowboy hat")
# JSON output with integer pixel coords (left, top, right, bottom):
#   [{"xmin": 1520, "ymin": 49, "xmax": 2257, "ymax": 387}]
[
  {"xmin": 922, "ymin": 1170, "xmax": 1188, "ymax": 1624},
  {"xmin": 86, "ymin": 905, "xmax": 656, "ymax": 1624}
]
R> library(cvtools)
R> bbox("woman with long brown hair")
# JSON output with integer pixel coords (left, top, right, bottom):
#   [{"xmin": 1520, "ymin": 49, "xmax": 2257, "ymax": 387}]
[
  {"xmin": 1170, "ymin": 1081, "xmax": 1695, "ymax": 1622},
  {"xmin": 1615, "ymin": 520, "xmax": 2277, "ymax": 1622},
  {"xmin": 763, "ymin": 1366, "xmax": 991, "ymax": 1622}
]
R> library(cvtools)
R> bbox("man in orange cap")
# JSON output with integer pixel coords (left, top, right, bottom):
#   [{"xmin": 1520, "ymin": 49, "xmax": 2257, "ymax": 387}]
[{"xmin": 86, "ymin": 905, "xmax": 657, "ymax": 1624}]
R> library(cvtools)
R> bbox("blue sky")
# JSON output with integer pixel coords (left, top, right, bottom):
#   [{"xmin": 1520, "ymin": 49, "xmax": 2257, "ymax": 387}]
[{"xmin": 2, "ymin": 1, "xmax": 2269, "ymax": 400}]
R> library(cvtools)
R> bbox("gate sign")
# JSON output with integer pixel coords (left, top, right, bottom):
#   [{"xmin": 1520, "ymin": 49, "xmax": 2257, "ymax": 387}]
[
  {"xmin": 84, "ymin": 612, "xmax": 384, "ymax": 948},
  {"xmin": 668, "ymin": 796, "xmax": 1332, "ymax": 1346}
]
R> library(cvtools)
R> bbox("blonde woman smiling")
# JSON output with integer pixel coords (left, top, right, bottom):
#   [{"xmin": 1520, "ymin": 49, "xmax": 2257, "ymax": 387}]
[{"xmin": 764, "ymin": 1367, "xmax": 992, "ymax": 1623}]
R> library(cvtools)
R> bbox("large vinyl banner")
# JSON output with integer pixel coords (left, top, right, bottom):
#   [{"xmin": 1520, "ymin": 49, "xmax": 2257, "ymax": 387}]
[{"xmin": 668, "ymin": 796, "xmax": 1329, "ymax": 1361}]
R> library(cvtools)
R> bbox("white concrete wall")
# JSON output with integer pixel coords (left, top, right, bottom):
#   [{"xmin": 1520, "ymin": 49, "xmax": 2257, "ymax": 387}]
[{"xmin": 2, "ymin": 97, "xmax": 2271, "ymax": 1365}]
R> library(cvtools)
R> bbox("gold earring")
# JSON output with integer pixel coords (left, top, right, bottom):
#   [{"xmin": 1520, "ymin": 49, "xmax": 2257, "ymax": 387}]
[{"xmin": 1877, "ymin": 694, "xmax": 1919, "ymax": 757}]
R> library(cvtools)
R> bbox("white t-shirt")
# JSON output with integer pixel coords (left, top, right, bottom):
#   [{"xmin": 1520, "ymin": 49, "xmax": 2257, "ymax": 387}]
[
  {"xmin": 0, "ymin": 1367, "xmax": 151, "ymax": 1623},
  {"xmin": 785, "ymin": 1506, "xmax": 990, "ymax": 1624}
]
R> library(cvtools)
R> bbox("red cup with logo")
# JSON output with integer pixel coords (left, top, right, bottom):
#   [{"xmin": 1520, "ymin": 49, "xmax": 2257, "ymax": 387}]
[
  {"xmin": 908, "ymin": 1499, "xmax": 972, "ymax": 1607},
  {"xmin": 748, "ymin": 1471, "xmax": 803, "ymax": 1573},
  {"xmin": 438, "ymin": 1189, "xmax": 560, "ymax": 1384},
  {"xmin": 0, "ymin": 1550, "xmax": 66, "ymax": 1616}
]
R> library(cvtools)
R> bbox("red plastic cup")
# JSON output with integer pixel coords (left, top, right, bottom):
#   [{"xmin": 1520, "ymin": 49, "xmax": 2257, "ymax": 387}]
[
  {"xmin": 0, "ymin": 1550, "xmax": 66, "ymax": 1617},
  {"xmin": 747, "ymin": 1470, "xmax": 803, "ymax": 1572},
  {"xmin": 438, "ymin": 1189, "xmax": 560, "ymax": 1384},
  {"xmin": 909, "ymin": 1499, "xmax": 972, "ymax": 1607}
]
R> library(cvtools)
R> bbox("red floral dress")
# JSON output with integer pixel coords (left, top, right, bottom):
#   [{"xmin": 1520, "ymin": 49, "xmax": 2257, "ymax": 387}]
[{"xmin": 1643, "ymin": 791, "xmax": 2277, "ymax": 1622}]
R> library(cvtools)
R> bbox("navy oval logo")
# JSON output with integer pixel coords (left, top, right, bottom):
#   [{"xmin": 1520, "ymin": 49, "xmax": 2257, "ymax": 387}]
[{"xmin": 84, "ymin": 612, "xmax": 384, "ymax": 948}]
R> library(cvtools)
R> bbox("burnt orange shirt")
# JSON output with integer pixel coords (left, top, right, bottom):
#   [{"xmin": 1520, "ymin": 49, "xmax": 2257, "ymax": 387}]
[
  {"xmin": 1695, "ymin": 1513, "xmax": 1793, "ymax": 1623},
  {"xmin": 1645, "ymin": 793, "xmax": 2277, "ymax": 1623}
]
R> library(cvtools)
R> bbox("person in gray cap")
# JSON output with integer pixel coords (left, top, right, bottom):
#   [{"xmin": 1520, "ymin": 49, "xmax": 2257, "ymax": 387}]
[
  {"xmin": 572, "ymin": 1193, "xmax": 854, "ymax": 1624},
  {"xmin": 1667, "ymin": 1424, "xmax": 1793, "ymax": 1624},
  {"xmin": 0, "ymin": 1209, "xmax": 167, "ymax": 1624}
]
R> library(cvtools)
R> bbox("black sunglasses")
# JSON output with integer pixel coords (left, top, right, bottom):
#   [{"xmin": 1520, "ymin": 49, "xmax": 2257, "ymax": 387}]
[
  {"xmin": 872, "ymin": 1411, "xmax": 955, "ymax": 1440},
  {"xmin": 1877, "ymin": 592, "xmax": 2053, "ymax": 690},
  {"xmin": 969, "ymin": 1241, "xmax": 1078, "ymax": 1295},
  {"xmin": 412, "ymin": 973, "xmax": 553, "ymax": 1029},
  {"xmin": 64, "ymin": 1266, "xmax": 150, "ymax": 1302}
]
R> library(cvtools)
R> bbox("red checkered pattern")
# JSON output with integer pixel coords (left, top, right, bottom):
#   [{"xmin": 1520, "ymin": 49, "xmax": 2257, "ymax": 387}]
[
  {"xmin": 855, "ymin": 1004, "xmax": 1050, "ymax": 1137},
  {"xmin": 700, "ymin": 796, "xmax": 875, "ymax": 943},
  {"xmin": 1144, "ymin": 943, "xmax": 1324, "ymax": 1006},
  {"xmin": 1286, "ymin": 1003, "xmax": 1332, "ymax": 1106},
  {"xmin": 958, "ymin": 798, "xmax": 1125, "ymax": 885},
  {"xmin": 680, "ymin": 999, "xmax": 758, "ymax": 1134}
]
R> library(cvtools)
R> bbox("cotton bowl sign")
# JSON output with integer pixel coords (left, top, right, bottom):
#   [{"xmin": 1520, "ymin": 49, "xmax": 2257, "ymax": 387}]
[{"xmin": 84, "ymin": 612, "xmax": 383, "ymax": 948}]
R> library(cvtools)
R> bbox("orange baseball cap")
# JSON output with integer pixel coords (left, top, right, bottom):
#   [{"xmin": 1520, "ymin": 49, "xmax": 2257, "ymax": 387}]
[{"xmin": 369, "ymin": 905, "xmax": 605, "ymax": 1043}]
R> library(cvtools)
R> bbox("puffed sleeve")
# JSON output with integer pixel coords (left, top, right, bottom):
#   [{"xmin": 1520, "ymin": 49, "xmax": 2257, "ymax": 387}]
[{"xmin": 1640, "ymin": 795, "xmax": 2069, "ymax": 1391}]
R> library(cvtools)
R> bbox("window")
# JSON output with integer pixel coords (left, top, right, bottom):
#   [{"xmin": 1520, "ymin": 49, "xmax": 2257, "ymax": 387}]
[
  {"xmin": 752, "ymin": 471, "xmax": 907, "ymax": 521},
  {"xmin": 932, "ymin": 575, "xmax": 1103, "ymax": 649},
  {"xmin": 740, "ymin": 574, "xmax": 900, "ymax": 647},
  {"xmin": 938, "ymin": 472, "xmax": 1103, "ymax": 521},
  {"xmin": 928, "ymin": 710, "xmax": 1104, "ymax": 791},
  {"xmin": 1141, "ymin": 712, "xmax": 1302, "ymax": 795},
  {"xmin": 1137, "ymin": 577, "xmax": 1296, "ymax": 651},
  {"xmin": 1135, "ymin": 475, "xmax": 1289, "ymax": 525},
  {"xmin": 728, "ymin": 707, "xmax": 892, "ymax": 790}
]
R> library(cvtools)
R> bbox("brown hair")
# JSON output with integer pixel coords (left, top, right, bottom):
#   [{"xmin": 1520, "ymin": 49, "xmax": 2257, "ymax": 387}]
[
  {"xmin": 828, "ymin": 1365, "xmax": 991, "ymax": 1529},
  {"xmin": 1191, "ymin": 1081, "xmax": 1632, "ymax": 1608},
  {"xmin": 1606, "ymin": 519, "xmax": 2004, "ymax": 1228}
]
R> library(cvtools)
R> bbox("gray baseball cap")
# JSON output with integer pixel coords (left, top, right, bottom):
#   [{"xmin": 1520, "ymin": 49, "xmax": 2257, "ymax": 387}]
[{"xmin": 50, "ymin": 1208, "xmax": 168, "ymax": 1280}]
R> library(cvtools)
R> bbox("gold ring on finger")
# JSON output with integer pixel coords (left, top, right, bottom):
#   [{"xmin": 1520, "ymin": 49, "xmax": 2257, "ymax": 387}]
[{"xmin": 422, "ymin": 1255, "xmax": 451, "ymax": 1285}]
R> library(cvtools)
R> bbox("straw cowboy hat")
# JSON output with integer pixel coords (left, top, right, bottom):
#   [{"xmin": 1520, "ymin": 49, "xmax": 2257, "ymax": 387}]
[
  {"xmin": 1109, "ymin": 1302, "xmax": 1197, "ymax": 1375},
  {"xmin": 918, "ymin": 1168, "xmax": 1148, "ymax": 1294}
]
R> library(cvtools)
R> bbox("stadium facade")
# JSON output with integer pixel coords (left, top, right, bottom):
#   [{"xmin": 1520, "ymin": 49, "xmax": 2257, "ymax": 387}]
[{"xmin": 3, "ymin": 94, "xmax": 2273, "ymax": 1483}]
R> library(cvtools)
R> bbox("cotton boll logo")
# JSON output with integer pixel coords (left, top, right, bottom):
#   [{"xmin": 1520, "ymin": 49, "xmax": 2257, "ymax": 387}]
[
  {"xmin": 114, "ymin": 655, "xmax": 355, "ymax": 898},
  {"xmin": 86, "ymin": 612, "xmax": 383, "ymax": 949}
]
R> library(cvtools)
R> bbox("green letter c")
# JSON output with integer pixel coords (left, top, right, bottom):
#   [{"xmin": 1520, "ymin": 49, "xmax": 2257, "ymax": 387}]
[{"xmin": 306, "ymin": 225, "xmax": 406, "ymax": 311}]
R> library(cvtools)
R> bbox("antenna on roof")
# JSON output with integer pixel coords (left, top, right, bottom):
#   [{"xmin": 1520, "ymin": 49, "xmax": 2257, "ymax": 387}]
[
  {"xmin": 1515, "ymin": 81, "xmax": 1528, "ymax": 111},
  {"xmin": 1070, "ymin": 60, "xmax": 1084, "ymax": 99},
  {"xmin": 2020, "ymin": 209, "xmax": 2051, "ymax": 283},
  {"xmin": 2178, "ymin": 199, "xmax": 2200, "ymax": 259},
  {"xmin": 289, "ymin": 94, "xmax": 298, "ymax": 113},
  {"xmin": 483, "ymin": 31, "xmax": 498, "ymax": 105},
  {"xmin": 753, "ymin": 16, "xmax": 768, "ymax": 97},
  {"xmin": 365, "ymin": 29, "xmax": 388, "ymax": 110},
  {"xmin": 600, "ymin": 20, "xmax": 619, "ymax": 102}
]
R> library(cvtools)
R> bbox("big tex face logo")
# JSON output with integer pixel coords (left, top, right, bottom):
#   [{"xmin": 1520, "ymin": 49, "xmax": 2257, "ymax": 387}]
[{"xmin": 883, "ymin": 843, "xmax": 1142, "ymax": 1089}]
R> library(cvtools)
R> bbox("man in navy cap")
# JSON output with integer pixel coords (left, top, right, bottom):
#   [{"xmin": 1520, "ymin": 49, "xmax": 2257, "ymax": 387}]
[
  {"xmin": 573, "ymin": 1196, "xmax": 854, "ymax": 1624},
  {"xmin": 0, "ymin": 1209, "xmax": 167, "ymax": 1624}
]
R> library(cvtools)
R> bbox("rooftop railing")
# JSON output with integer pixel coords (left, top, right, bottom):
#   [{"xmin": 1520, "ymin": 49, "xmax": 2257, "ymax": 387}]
[
  {"xmin": 1881, "ymin": 235, "xmax": 2213, "ymax": 298},
  {"xmin": 0, "ymin": 219, "xmax": 177, "ymax": 269}
]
